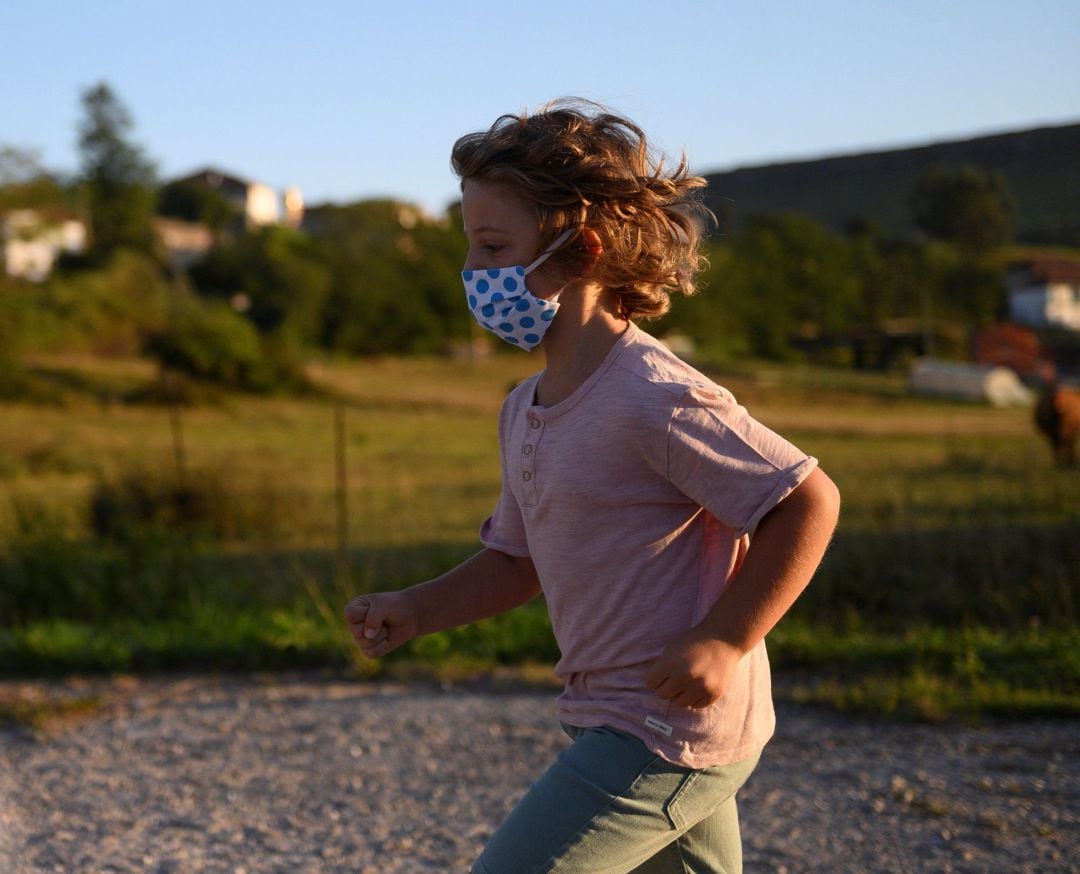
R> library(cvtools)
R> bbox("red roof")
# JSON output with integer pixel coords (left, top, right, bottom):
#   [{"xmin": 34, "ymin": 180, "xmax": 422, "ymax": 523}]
[{"xmin": 1008, "ymin": 256, "xmax": 1080, "ymax": 285}]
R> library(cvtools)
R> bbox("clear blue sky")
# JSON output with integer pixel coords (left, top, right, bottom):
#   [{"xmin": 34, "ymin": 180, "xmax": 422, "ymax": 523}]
[{"xmin": 4, "ymin": 1, "xmax": 1078, "ymax": 215}]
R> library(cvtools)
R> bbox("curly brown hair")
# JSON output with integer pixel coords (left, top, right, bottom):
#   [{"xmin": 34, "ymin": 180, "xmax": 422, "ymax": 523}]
[{"xmin": 451, "ymin": 99, "xmax": 712, "ymax": 320}]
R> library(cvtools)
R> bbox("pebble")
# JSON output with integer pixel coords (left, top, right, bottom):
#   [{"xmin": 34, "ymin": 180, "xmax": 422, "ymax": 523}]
[{"xmin": 0, "ymin": 673, "xmax": 1076, "ymax": 872}]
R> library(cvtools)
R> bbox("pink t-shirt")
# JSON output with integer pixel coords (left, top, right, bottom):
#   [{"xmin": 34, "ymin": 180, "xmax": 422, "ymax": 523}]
[{"xmin": 479, "ymin": 324, "xmax": 817, "ymax": 768}]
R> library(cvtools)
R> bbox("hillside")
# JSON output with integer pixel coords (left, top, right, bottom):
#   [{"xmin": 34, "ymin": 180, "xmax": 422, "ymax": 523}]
[{"xmin": 701, "ymin": 122, "xmax": 1080, "ymax": 245}]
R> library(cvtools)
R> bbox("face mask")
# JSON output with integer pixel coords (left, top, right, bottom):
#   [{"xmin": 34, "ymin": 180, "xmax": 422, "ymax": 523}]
[{"xmin": 462, "ymin": 229, "xmax": 577, "ymax": 350}]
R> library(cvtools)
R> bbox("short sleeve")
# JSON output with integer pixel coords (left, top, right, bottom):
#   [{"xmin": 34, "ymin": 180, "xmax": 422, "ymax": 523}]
[
  {"xmin": 478, "ymin": 393, "xmax": 532, "ymax": 558},
  {"xmin": 478, "ymin": 476, "xmax": 531, "ymax": 557},
  {"xmin": 666, "ymin": 386, "xmax": 817, "ymax": 536}
]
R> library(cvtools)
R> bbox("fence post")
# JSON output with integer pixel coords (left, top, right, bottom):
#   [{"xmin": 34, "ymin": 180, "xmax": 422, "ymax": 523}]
[
  {"xmin": 334, "ymin": 397, "xmax": 349, "ymax": 579},
  {"xmin": 164, "ymin": 368, "xmax": 187, "ymax": 491}
]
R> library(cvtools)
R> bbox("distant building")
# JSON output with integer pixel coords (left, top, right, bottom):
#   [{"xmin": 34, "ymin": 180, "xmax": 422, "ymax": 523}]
[
  {"xmin": 1, "ymin": 209, "xmax": 87, "ymax": 281},
  {"xmin": 973, "ymin": 322, "xmax": 1055, "ymax": 383},
  {"xmin": 1007, "ymin": 257, "xmax": 1080, "ymax": 332},
  {"xmin": 151, "ymin": 216, "xmax": 214, "ymax": 273},
  {"xmin": 283, "ymin": 185, "xmax": 304, "ymax": 229},
  {"xmin": 168, "ymin": 167, "xmax": 302, "ymax": 230}
]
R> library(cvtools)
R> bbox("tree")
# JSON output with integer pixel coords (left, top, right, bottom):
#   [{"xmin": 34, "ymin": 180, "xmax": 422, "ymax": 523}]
[
  {"xmin": 0, "ymin": 145, "xmax": 66, "ymax": 212},
  {"xmin": 910, "ymin": 166, "xmax": 1013, "ymax": 256},
  {"xmin": 0, "ymin": 145, "xmax": 45, "ymax": 184},
  {"xmin": 77, "ymin": 82, "xmax": 158, "ymax": 261},
  {"xmin": 650, "ymin": 214, "xmax": 871, "ymax": 362},
  {"xmin": 941, "ymin": 259, "xmax": 1007, "ymax": 330},
  {"xmin": 157, "ymin": 179, "xmax": 238, "ymax": 232},
  {"xmin": 910, "ymin": 166, "xmax": 1014, "ymax": 334},
  {"xmin": 189, "ymin": 226, "xmax": 331, "ymax": 347},
  {"xmin": 706, "ymin": 214, "xmax": 861, "ymax": 360},
  {"xmin": 309, "ymin": 200, "xmax": 470, "ymax": 355}
]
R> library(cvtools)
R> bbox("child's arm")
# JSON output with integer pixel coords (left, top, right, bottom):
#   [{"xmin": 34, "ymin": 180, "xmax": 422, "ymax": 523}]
[
  {"xmin": 343, "ymin": 548, "xmax": 541, "ymax": 659},
  {"xmin": 645, "ymin": 466, "xmax": 841, "ymax": 709}
]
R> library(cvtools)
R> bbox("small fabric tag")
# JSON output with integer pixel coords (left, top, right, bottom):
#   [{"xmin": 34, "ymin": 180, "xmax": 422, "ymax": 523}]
[{"xmin": 645, "ymin": 715, "xmax": 673, "ymax": 737}]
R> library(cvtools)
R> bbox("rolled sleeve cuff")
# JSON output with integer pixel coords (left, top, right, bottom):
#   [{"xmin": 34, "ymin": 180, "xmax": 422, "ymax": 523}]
[
  {"xmin": 736, "ymin": 456, "xmax": 818, "ymax": 537},
  {"xmin": 478, "ymin": 516, "xmax": 532, "ymax": 558}
]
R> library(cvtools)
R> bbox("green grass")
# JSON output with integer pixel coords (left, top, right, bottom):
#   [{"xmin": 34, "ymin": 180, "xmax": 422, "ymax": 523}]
[
  {"xmin": 769, "ymin": 622, "xmax": 1079, "ymax": 722},
  {"xmin": 1, "ymin": 351, "xmax": 1077, "ymax": 723},
  {"xmin": 3, "ymin": 605, "xmax": 1074, "ymax": 724}
]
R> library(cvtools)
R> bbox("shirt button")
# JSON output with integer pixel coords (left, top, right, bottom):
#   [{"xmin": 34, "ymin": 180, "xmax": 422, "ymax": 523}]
[
  {"xmin": 523, "ymin": 445, "xmax": 533, "ymax": 456},
  {"xmin": 523, "ymin": 471, "xmax": 532, "ymax": 481},
  {"xmin": 531, "ymin": 419, "xmax": 541, "ymax": 429}
]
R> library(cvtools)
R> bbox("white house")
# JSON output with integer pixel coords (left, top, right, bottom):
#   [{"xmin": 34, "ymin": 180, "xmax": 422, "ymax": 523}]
[
  {"xmin": 169, "ymin": 168, "xmax": 301, "ymax": 230},
  {"xmin": 2, "ymin": 209, "xmax": 87, "ymax": 282},
  {"xmin": 1007, "ymin": 258, "xmax": 1080, "ymax": 332},
  {"xmin": 151, "ymin": 216, "xmax": 214, "ymax": 273}
]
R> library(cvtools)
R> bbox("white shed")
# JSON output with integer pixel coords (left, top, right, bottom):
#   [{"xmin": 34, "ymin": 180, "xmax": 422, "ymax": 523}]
[{"xmin": 908, "ymin": 359, "xmax": 1033, "ymax": 407}]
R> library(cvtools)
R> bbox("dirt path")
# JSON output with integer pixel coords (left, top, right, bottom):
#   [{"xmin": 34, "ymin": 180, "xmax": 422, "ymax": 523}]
[{"xmin": 0, "ymin": 673, "xmax": 1075, "ymax": 872}]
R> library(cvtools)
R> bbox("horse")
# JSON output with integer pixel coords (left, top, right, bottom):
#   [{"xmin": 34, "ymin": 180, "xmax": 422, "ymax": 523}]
[{"xmin": 1035, "ymin": 383, "xmax": 1080, "ymax": 466}]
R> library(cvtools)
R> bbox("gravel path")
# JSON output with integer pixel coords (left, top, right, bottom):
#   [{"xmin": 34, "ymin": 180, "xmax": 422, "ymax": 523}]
[{"xmin": 0, "ymin": 672, "xmax": 1075, "ymax": 873}]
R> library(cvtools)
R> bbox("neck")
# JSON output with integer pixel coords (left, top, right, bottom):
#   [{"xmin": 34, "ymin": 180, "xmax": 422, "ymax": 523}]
[{"xmin": 536, "ymin": 283, "xmax": 629, "ymax": 405}]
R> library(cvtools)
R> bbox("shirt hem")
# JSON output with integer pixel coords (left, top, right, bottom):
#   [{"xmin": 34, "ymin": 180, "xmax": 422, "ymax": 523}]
[{"xmin": 557, "ymin": 709, "xmax": 775, "ymax": 770}]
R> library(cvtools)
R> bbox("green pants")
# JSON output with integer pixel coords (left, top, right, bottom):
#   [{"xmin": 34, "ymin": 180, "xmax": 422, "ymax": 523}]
[{"xmin": 473, "ymin": 724, "xmax": 760, "ymax": 873}]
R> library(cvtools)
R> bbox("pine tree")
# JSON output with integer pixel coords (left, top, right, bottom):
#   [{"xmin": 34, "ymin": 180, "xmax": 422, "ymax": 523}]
[{"xmin": 77, "ymin": 82, "xmax": 158, "ymax": 261}]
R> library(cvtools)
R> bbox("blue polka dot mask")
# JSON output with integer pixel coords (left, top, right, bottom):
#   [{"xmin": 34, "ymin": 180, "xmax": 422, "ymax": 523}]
[{"xmin": 462, "ymin": 229, "xmax": 577, "ymax": 351}]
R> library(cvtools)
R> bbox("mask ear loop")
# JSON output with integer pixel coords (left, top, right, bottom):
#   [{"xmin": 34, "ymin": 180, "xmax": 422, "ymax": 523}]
[{"xmin": 523, "ymin": 228, "xmax": 579, "ymax": 275}]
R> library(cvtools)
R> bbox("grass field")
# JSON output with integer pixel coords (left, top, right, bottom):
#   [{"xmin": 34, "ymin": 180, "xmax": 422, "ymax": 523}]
[{"xmin": 1, "ymin": 351, "xmax": 1077, "ymax": 723}]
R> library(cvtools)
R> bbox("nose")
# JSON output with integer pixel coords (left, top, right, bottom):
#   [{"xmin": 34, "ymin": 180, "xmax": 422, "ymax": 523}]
[{"xmin": 463, "ymin": 249, "xmax": 484, "ymax": 272}]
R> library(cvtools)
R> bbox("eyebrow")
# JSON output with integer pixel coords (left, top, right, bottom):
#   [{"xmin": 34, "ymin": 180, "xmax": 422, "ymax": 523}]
[{"xmin": 468, "ymin": 225, "xmax": 509, "ymax": 234}]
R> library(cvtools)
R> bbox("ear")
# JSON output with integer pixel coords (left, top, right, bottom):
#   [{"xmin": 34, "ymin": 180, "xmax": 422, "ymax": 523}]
[{"xmin": 574, "ymin": 228, "xmax": 603, "ymax": 275}]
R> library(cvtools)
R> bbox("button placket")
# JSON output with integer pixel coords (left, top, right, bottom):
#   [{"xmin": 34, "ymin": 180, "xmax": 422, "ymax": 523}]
[{"xmin": 521, "ymin": 414, "xmax": 543, "ymax": 504}]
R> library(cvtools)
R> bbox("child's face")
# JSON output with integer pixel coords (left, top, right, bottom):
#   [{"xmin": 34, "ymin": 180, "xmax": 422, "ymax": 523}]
[{"xmin": 461, "ymin": 179, "xmax": 562, "ymax": 300}]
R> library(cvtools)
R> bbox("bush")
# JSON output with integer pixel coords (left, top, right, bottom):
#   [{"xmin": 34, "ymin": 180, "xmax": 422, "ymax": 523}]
[
  {"xmin": 145, "ymin": 295, "xmax": 302, "ymax": 393},
  {"xmin": 0, "ymin": 250, "xmax": 171, "ymax": 357},
  {"xmin": 0, "ymin": 354, "xmax": 29, "ymax": 400},
  {"xmin": 88, "ymin": 465, "xmax": 313, "ymax": 546},
  {"xmin": 0, "ymin": 293, "xmax": 65, "ymax": 402},
  {"xmin": 89, "ymin": 471, "xmax": 213, "ymax": 544},
  {"xmin": 0, "ymin": 497, "xmax": 191, "ymax": 626},
  {"xmin": 1, "ymin": 465, "xmax": 316, "ymax": 627},
  {"xmin": 52, "ymin": 249, "xmax": 171, "ymax": 355}
]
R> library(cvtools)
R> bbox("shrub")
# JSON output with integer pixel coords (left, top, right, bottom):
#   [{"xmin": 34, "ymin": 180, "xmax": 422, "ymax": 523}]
[
  {"xmin": 0, "ymin": 464, "xmax": 316, "ymax": 626},
  {"xmin": 88, "ymin": 465, "xmax": 313, "ymax": 546},
  {"xmin": 89, "ymin": 470, "xmax": 213, "ymax": 544},
  {"xmin": 145, "ymin": 295, "xmax": 299, "ymax": 392}
]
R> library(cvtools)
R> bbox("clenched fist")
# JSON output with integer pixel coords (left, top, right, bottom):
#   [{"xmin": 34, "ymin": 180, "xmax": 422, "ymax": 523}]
[
  {"xmin": 343, "ymin": 591, "xmax": 421, "ymax": 659},
  {"xmin": 644, "ymin": 629, "xmax": 742, "ymax": 709}
]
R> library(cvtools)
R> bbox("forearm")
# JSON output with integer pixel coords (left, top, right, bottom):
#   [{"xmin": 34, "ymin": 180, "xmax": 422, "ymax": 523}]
[
  {"xmin": 698, "ymin": 467, "xmax": 841, "ymax": 652},
  {"xmin": 409, "ymin": 547, "xmax": 541, "ymax": 636}
]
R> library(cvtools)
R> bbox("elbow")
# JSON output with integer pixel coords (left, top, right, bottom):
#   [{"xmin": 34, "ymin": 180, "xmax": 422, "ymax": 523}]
[
  {"xmin": 815, "ymin": 468, "xmax": 842, "ymax": 529},
  {"xmin": 496, "ymin": 550, "xmax": 542, "ymax": 600},
  {"xmin": 790, "ymin": 466, "xmax": 841, "ymax": 535}
]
